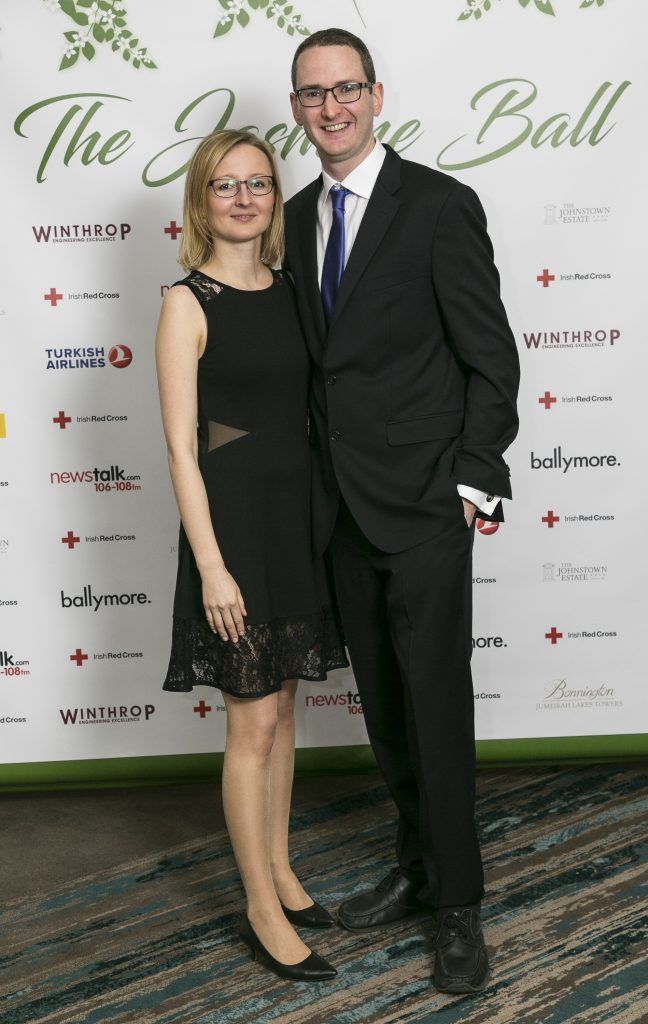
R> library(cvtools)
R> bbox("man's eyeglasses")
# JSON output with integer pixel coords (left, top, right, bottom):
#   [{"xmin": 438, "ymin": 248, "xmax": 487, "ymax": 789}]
[
  {"xmin": 295, "ymin": 82, "xmax": 374, "ymax": 108},
  {"xmin": 208, "ymin": 175, "xmax": 275, "ymax": 198}
]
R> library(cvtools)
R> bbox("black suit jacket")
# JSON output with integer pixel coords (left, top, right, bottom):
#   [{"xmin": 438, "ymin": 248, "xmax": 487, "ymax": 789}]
[{"xmin": 285, "ymin": 145, "xmax": 520, "ymax": 556}]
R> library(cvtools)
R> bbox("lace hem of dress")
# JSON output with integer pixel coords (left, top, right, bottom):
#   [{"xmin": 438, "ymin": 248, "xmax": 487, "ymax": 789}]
[{"xmin": 162, "ymin": 606, "xmax": 348, "ymax": 697}]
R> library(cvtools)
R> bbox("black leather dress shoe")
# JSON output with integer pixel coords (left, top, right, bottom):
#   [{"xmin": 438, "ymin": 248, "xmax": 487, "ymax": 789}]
[
  {"xmin": 239, "ymin": 914, "xmax": 337, "ymax": 982},
  {"xmin": 280, "ymin": 897, "xmax": 336, "ymax": 928},
  {"xmin": 431, "ymin": 908, "xmax": 490, "ymax": 993},
  {"xmin": 336, "ymin": 867, "xmax": 426, "ymax": 931}
]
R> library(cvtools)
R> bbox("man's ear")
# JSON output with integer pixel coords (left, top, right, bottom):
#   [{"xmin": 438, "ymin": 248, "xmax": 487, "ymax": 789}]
[
  {"xmin": 372, "ymin": 82, "xmax": 384, "ymax": 118},
  {"xmin": 290, "ymin": 93, "xmax": 302, "ymax": 125}
]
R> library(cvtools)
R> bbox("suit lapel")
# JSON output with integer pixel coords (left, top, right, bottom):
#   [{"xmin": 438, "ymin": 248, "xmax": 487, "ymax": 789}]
[
  {"xmin": 329, "ymin": 146, "xmax": 402, "ymax": 332},
  {"xmin": 296, "ymin": 178, "xmax": 326, "ymax": 344}
]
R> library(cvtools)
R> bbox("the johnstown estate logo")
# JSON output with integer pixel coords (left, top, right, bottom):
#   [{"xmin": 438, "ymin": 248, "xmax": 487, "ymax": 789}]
[
  {"xmin": 542, "ymin": 562, "xmax": 607, "ymax": 583},
  {"xmin": 544, "ymin": 202, "xmax": 611, "ymax": 225},
  {"xmin": 537, "ymin": 679, "xmax": 621, "ymax": 712}
]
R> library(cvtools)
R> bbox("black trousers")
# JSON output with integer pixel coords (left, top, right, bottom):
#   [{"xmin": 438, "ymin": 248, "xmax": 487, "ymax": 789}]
[{"xmin": 328, "ymin": 497, "xmax": 484, "ymax": 908}]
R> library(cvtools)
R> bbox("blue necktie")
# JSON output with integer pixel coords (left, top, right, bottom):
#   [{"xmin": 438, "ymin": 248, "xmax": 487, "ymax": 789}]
[{"xmin": 321, "ymin": 185, "xmax": 351, "ymax": 324}]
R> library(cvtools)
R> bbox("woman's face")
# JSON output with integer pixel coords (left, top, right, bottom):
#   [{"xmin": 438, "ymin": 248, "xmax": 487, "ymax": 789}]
[{"xmin": 205, "ymin": 144, "xmax": 275, "ymax": 249}]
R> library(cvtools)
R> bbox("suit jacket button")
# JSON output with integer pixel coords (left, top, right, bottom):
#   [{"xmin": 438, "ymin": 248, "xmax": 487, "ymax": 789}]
[
  {"xmin": 329, "ymin": 430, "xmax": 341, "ymax": 441},
  {"xmin": 326, "ymin": 375, "xmax": 338, "ymax": 386}
]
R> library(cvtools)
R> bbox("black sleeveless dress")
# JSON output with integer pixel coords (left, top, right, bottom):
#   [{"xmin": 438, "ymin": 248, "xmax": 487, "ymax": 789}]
[{"xmin": 162, "ymin": 268, "xmax": 348, "ymax": 698}]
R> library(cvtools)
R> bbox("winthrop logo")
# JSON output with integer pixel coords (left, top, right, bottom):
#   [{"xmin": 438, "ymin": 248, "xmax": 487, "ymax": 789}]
[
  {"xmin": 60, "ymin": 585, "xmax": 151, "ymax": 612},
  {"xmin": 59, "ymin": 704, "xmax": 155, "ymax": 725},
  {"xmin": 531, "ymin": 448, "xmax": 619, "ymax": 473},
  {"xmin": 523, "ymin": 328, "xmax": 619, "ymax": 350},
  {"xmin": 304, "ymin": 691, "xmax": 364, "ymax": 715},
  {"xmin": 32, "ymin": 223, "xmax": 131, "ymax": 243}
]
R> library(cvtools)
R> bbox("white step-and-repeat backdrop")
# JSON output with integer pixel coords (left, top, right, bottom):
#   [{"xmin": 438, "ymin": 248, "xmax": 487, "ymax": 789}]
[{"xmin": 1, "ymin": 0, "xmax": 646, "ymax": 779}]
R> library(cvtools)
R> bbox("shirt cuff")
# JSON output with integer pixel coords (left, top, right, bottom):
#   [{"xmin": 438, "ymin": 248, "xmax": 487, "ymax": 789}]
[{"xmin": 457, "ymin": 485, "xmax": 500, "ymax": 517}]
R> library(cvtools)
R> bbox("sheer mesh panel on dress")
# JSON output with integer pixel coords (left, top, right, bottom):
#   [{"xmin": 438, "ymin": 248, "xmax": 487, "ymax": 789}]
[{"xmin": 207, "ymin": 421, "xmax": 250, "ymax": 452}]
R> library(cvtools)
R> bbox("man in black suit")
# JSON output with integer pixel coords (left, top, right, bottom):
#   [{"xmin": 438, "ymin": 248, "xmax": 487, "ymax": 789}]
[{"xmin": 285, "ymin": 28, "xmax": 519, "ymax": 993}]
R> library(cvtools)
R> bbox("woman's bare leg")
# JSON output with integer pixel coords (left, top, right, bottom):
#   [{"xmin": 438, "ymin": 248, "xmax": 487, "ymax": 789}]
[
  {"xmin": 268, "ymin": 680, "xmax": 313, "ymax": 910},
  {"xmin": 221, "ymin": 689, "xmax": 310, "ymax": 963}
]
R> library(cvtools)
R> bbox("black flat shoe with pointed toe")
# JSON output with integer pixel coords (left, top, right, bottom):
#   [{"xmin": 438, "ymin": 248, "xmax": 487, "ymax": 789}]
[
  {"xmin": 239, "ymin": 914, "xmax": 337, "ymax": 982},
  {"xmin": 280, "ymin": 898, "xmax": 336, "ymax": 928}
]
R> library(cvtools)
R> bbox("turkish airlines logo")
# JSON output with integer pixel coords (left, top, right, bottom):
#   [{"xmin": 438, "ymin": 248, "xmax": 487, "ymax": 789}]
[
  {"xmin": 476, "ymin": 519, "xmax": 499, "ymax": 535},
  {"xmin": 108, "ymin": 345, "xmax": 132, "ymax": 368}
]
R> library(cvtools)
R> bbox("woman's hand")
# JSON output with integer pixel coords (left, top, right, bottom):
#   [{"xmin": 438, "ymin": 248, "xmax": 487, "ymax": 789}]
[{"xmin": 202, "ymin": 567, "xmax": 247, "ymax": 642}]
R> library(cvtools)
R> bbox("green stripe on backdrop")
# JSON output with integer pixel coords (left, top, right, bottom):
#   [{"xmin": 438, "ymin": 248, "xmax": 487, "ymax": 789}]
[{"xmin": 0, "ymin": 734, "xmax": 647, "ymax": 791}]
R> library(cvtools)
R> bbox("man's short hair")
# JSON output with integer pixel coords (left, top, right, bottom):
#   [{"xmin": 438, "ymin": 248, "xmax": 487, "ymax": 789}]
[{"xmin": 291, "ymin": 28, "xmax": 376, "ymax": 90}]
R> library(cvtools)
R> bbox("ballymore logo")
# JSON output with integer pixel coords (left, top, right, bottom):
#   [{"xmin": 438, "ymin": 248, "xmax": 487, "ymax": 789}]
[
  {"xmin": 60, "ymin": 584, "xmax": 151, "ymax": 611},
  {"xmin": 32, "ymin": 222, "xmax": 131, "ymax": 243},
  {"xmin": 304, "ymin": 690, "xmax": 364, "ymax": 716},
  {"xmin": 531, "ymin": 448, "xmax": 619, "ymax": 472},
  {"xmin": 0, "ymin": 650, "xmax": 31, "ymax": 677},
  {"xmin": 45, "ymin": 346, "xmax": 133, "ymax": 370},
  {"xmin": 472, "ymin": 635, "xmax": 507, "ymax": 649},
  {"xmin": 50, "ymin": 464, "xmax": 141, "ymax": 493},
  {"xmin": 59, "ymin": 704, "xmax": 156, "ymax": 725}
]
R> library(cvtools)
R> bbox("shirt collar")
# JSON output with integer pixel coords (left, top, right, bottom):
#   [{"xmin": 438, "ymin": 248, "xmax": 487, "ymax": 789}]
[{"xmin": 320, "ymin": 139, "xmax": 387, "ymax": 201}]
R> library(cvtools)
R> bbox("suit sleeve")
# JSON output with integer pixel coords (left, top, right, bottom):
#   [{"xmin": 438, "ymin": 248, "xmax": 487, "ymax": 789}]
[{"xmin": 431, "ymin": 182, "xmax": 519, "ymax": 503}]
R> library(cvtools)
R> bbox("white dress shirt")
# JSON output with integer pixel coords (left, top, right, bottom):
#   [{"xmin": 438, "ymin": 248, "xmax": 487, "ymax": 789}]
[{"xmin": 316, "ymin": 139, "xmax": 499, "ymax": 518}]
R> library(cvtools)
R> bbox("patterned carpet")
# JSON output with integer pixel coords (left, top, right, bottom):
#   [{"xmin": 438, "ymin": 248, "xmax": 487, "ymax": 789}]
[{"xmin": 1, "ymin": 764, "xmax": 646, "ymax": 1024}]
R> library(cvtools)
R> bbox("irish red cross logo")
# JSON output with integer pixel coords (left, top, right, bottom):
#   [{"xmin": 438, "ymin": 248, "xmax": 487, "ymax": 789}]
[
  {"xmin": 45, "ymin": 287, "xmax": 63, "ymax": 306},
  {"xmin": 53, "ymin": 411, "xmax": 71, "ymax": 429},
  {"xmin": 536, "ymin": 268, "xmax": 555, "ymax": 288},
  {"xmin": 70, "ymin": 648, "xmax": 88, "ymax": 666},
  {"xmin": 538, "ymin": 391, "xmax": 556, "ymax": 410},
  {"xmin": 164, "ymin": 221, "xmax": 182, "ymax": 240},
  {"xmin": 542, "ymin": 510, "xmax": 560, "ymax": 528},
  {"xmin": 193, "ymin": 700, "xmax": 212, "ymax": 718},
  {"xmin": 545, "ymin": 627, "xmax": 563, "ymax": 645},
  {"xmin": 62, "ymin": 531, "xmax": 80, "ymax": 549}
]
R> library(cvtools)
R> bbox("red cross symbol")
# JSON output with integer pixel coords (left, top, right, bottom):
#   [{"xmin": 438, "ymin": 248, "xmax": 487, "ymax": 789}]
[
  {"xmin": 545, "ymin": 627, "xmax": 563, "ymax": 645},
  {"xmin": 164, "ymin": 221, "xmax": 182, "ymax": 240},
  {"xmin": 53, "ymin": 410, "xmax": 71, "ymax": 429},
  {"xmin": 62, "ymin": 531, "xmax": 80, "ymax": 549},
  {"xmin": 44, "ymin": 287, "xmax": 63, "ymax": 306},
  {"xmin": 536, "ymin": 268, "xmax": 555, "ymax": 288},
  {"xmin": 193, "ymin": 700, "xmax": 212, "ymax": 718},
  {"xmin": 542, "ymin": 510, "xmax": 560, "ymax": 528},
  {"xmin": 539, "ymin": 391, "xmax": 557, "ymax": 410},
  {"xmin": 70, "ymin": 648, "xmax": 88, "ymax": 666}
]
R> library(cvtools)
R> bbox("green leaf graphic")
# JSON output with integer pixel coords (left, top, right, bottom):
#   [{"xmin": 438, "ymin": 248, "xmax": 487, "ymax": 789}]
[{"xmin": 43, "ymin": 0, "xmax": 157, "ymax": 70}]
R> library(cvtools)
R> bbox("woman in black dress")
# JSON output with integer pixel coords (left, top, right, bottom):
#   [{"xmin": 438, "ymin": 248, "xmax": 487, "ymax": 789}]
[{"xmin": 156, "ymin": 130, "xmax": 347, "ymax": 981}]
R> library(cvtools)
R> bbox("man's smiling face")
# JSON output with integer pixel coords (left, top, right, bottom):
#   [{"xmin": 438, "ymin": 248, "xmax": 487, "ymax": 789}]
[{"xmin": 290, "ymin": 44, "xmax": 383, "ymax": 177}]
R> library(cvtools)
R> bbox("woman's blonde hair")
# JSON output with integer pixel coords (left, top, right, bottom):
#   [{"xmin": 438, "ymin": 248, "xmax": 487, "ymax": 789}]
[{"xmin": 179, "ymin": 130, "xmax": 284, "ymax": 272}]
